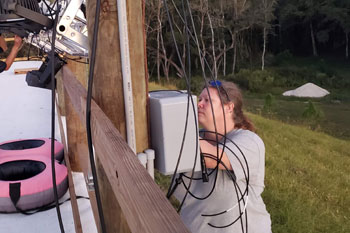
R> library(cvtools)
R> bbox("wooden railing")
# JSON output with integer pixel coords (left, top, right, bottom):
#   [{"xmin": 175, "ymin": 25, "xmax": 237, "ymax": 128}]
[{"xmin": 61, "ymin": 66, "xmax": 189, "ymax": 233}]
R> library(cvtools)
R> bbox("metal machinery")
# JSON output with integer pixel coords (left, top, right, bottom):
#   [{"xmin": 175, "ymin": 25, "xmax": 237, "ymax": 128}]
[
  {"xmin": 0, "ymin": 0, "xmax": 89, "ymax": 88},
  {"xmin": 0, "ymin": 0, "xmax": 88, "ymax": 57}
]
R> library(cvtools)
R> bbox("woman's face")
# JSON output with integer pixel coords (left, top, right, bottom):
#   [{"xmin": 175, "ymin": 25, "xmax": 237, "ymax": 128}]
[{"xmin": 198, "ymin": 87, "xmax": 227, "ymax": 130}]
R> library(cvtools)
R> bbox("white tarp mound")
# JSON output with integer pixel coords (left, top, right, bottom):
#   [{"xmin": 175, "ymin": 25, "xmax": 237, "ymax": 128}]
[{"xmin": 282, "ymin": 82, "xmax": 330, "ymax": 98}]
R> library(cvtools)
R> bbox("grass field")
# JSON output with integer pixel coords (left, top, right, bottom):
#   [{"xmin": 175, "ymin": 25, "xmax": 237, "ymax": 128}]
[
  {"xmin": 250, "ymin": 113, "xmax": 350, "ymax": 233},
  {"xmin": 244, "ymin": 95, "xmax": 350, "ymax": 140}
]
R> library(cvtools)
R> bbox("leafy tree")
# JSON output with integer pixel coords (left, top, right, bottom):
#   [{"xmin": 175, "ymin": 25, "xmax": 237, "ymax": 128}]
[
  {"xmin": 279, "ymin": 0, "xmax": 328, "ymax": 56},
  {"xmin": 320, "ymin": 0, "xmax": 350, "ymax": 58}
]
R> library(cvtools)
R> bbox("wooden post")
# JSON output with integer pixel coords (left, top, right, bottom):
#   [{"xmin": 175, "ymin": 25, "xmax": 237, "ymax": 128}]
[
  {"xmin": 126, "ymin": 0, "xmax": 149, "ymax": 152},
  {"xmin": 86, "ymin": 0, "xmax": 149, "ymax": 232}
]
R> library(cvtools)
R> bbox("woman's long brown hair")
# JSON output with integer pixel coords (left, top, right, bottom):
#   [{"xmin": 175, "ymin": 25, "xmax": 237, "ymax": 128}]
[{"xmin": 210, "ymin": 81, "xmax": 256, "ymax": 132}]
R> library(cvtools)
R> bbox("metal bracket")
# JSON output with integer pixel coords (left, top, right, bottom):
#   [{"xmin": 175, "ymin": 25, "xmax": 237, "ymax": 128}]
[
  {"xmin": 56, "ymin": 0, "xmax": 88, "ymax": 52},
  {"xmin": 85, "ymin": 172, "xmax": 95, "ymax": 191},
  {"xmin": 25, "ymin": 0, "xmax": 89, "ymax": 56}
]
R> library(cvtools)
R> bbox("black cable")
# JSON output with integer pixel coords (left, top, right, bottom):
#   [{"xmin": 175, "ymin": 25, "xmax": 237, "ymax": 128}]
[
  {"xmin": 42, "ymin": 0, "xmax": 55, "ymax": 20},
  {"xmin": 163, "ymin": 0, "xmax": 229, "ymax": 209},
  {"xmin": 160, "ymin": 0, "xmax": 249, "ymax": 232},
  {"xmin": 201, "ymin": 153, "xmax": 246, "ymax": 209},
  {"xmin": 201, "ymin": 131, "xmax": 250, "ymax": 186},
  {"xmin": 85, "ymin": 0, "xmax": 107, "ymax": 232},
  {"xmin": 176, "ymin": 132, "xmax": 249, "ymax": 232},
  {"xmin": 50, "ymin": 2, "xmax": 65, "ymax": 233},
  {"xmin": 179, "ymin": 140, "xmax": 249, "ymax": 201},
  {"xmin": 182, "ymin": 153, "xmax": 248, "ymax": 231},
  {"xmin": 183, "ymin": 0, "xmax": 230, "ymax": 185},
  {"xmin": 162, "ymin": 1, "xmax": 247, "ymax": 231},
  {"xmin": 198, "ymin": 136, "xmax": 249, "ymax": 232},
  {"xmin": 163, "ymin": 0, "xmax": 200, "ymax": 212}
]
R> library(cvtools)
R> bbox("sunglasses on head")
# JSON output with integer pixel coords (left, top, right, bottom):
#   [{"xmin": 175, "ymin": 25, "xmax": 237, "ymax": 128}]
[
  {"xmin": 208, "ymin": 80, "xmax": 230, "ymax": 102},
  {"xmin": 208, "ymin": 80, "xmax": 222, "ymax": 87}
]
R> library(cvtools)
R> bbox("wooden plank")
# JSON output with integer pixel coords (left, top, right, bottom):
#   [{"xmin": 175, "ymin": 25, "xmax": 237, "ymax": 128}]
[
  {"xmin": 5, "ymin": 37, "xmax": 14, "ymax": 42},
  {"xmin": 0, "ymin": 57, "xmax": 42, "ymax": 62},
  {"xmin": 56, "ymin": 97, "xmax": 83, "ymax": 233},
  {"xmin": 14, "ymin": 68, "xmax": 38, "ymax": 74},
  {"xmin": 62, "ymin": 66, "xmax": 189, "ymax": 233},
  {"xmin": 127, "ymin": 0, "xmax": 149, "ymax": 152}
]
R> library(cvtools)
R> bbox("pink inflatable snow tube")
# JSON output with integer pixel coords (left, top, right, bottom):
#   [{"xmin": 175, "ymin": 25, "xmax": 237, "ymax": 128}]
[
  {"xmin": 0, "ymin": 154, "xmax": 68, "ymax": 213},
  {"xmin": 0, "ymin": 138, "xmax": 64, "ymax": 162}
]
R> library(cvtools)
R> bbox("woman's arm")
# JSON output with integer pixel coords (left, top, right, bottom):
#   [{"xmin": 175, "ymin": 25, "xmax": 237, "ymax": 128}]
[
  {"xmin": 200, "ymin": 138, "xmax": 233, "ymax": 170},
  {"xmin": 5, "ymin": 35, "xmax": 22, "ymax": 71}
]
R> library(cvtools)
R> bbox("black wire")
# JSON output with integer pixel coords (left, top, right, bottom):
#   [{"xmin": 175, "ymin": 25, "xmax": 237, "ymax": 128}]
[
  {"xmin": 201, "ymin": 132, "xmax": 250, "ymax": 185},
  {"xmin": 182, "ymin": 153, "xmax": 248, "ymax": 231},
  {"xmin": 163, "ymin": 0, "xmax": 200, "ymax": 213},
  {"xmin": 163, "ymin": 0, "xmax": 229, "ymax": 210},
  {"xmin": 179, "ymin": 139, "xmax": 249, "ymax": 201},
  {"xmin": 201, "ymin": 135, "xmax": 249, "ymax": 232},
  {"xmin": 50, "ymin": 3, "xmax": 65, "ymax": 233},
  {"xmin": 183, "ymin": 0, "xmax": 230, "ymax": 187},
  {"xmin": 202, "ymin": 132, "xmax": 250, "ymax": 232},
  {"xmin": 161, "ymin": 1, "xmax": 247, "ymax": 231},
  {"xmin": 176, "ymin": 131, "xmax": 250, "ymax": 232},
  {"xmin": 179, "ymin": 167, "xmax": 246, "ymax": 231},
  {"xmin": 42, "ymin": 0, "xmax": 55, "ymax": 20},
  {"xmin": 86, "ymin": 0, "xmax": 107, "ymax": 232}
]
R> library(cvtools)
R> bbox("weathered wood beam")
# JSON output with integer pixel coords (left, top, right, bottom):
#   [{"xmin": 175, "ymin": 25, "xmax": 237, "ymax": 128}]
[
  {"xmin": 63, "ymin": 60, "xmax": 89, "ymax": 172},
  {"xmin": 62, "ymin": 66, "xmax": 189, "ymax": 233},
  {"xmin": 14, "ymin": 68, "xmax": 38, "ymax": 74}
]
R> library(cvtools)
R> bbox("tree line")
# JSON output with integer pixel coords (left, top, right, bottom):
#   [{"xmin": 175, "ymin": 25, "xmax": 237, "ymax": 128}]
[{"xmin": 145, "ymin": 0, "xmax": 350, "ymax": 81}]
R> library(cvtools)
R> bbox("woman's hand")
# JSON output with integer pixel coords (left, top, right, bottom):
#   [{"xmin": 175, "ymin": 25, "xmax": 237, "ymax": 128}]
[{"xmin": 13, "ymin": 35, "xmax": 22, "ymax": 49}]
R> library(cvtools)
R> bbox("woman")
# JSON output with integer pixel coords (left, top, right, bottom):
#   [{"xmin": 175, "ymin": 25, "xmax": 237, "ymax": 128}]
[{"xmin": 175, "ymin": 80, "xmax": 272, "ymax": 233}]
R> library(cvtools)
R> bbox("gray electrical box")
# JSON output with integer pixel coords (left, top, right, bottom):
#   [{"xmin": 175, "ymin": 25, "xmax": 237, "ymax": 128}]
[{"xmin": 149, "ymin": 91, "xmax": 201, "ymax": 175}]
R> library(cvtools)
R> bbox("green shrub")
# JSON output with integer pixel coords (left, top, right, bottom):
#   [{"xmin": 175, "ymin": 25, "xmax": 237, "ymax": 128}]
[
  {"xmin": 176, "ymin": 75, "xmax": 205, "ymax": 95},
  {"xmin": 269, "ymin": 65, "xmax": 336, "ymax": 89},
  {"xmin": 229, "ymin": 69, "xmax": 275, "ymax": 92},
  {"xmin": 263, "ymin": 93, "xmax": 275, "ymax": 113},
  {"xmin": 227, "ymin": 69, "xmax": 250, "ymax": 89},
  {"xmin": 271, "ymin": 50, "xmax": 293, "ymax": 66},
  {"xmin": 302, "ymin": 101, "xmax": 324, "ymax": 120}
]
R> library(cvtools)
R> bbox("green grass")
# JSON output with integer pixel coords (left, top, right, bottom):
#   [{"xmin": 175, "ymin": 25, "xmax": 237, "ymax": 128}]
[
  {"xmin": 244, "ymin": 96, "xmax": 350, "ymax": 140},
  {"xmin": 250, "ymin": 113, "xmax": 350, "ymax": 233},
  {"xmin": 149, "ymin": 81, "xmax": 177, "ymax": 91}
]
